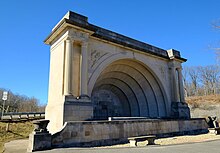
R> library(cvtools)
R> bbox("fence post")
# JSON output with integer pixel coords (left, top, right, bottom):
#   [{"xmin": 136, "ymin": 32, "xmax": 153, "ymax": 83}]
[{"xmin": 6, "ymin": 123, "xmax": 10, "ymax": 132}]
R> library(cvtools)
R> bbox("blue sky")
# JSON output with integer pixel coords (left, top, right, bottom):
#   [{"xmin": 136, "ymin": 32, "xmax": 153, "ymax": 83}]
[{"xmin": 0, "ymin": 0, "xmax": 219, "ymax": 105}]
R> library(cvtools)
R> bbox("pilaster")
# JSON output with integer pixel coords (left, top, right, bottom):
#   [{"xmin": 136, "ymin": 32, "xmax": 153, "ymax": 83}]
[
  {"xmin": 64, "ymin": 38, "xmax": 73, "ymax": 96},
  {"xmin": 169, "ymin": 60, "xmax": 190, "ymax": 119},
  {"xmin": 177, "ymin": 67, "xmax": 185, "ymax": 102},
  {"xmin": 80, "ymin": 41, "xmax": 89, "ymax": 98},
  {"xmin": 169, "ymin": 61, "xmax": 179, "ymax": 102}
]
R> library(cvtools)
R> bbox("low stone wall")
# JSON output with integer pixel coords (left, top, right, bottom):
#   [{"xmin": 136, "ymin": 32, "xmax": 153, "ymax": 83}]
[{"xmin": 51, "ymin": 118, "xmax": 208, "ymax": 148}]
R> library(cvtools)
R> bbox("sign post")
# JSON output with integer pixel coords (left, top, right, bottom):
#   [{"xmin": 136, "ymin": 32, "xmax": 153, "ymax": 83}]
[{"xmin": 2, "ymin": 91, "xmax": 8, "ymax": 117}]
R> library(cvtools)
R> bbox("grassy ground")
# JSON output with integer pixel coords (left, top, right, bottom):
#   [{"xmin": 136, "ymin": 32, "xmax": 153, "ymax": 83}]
[{"xmin": 0, "ymin": 121, "xmax": 34, "ymax": 153}]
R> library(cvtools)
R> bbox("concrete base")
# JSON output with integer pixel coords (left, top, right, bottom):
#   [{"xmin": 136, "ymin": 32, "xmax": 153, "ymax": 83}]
[
  {"xmin": 208, "ymin": 127, "xmax": 220, "ymax": 135},
  {"xmin": 27, "ymin": 132, "xmax": 51, "ymax": 152},
  {"xmin": 46, "ymin": 96, "xmax": 94, "ymax": 134},
  {"xmin": 171, "ymin": 102, "xmax": 190, "ymax": 119},
  {"xmin": 64, "ymin": 96, "xmax": 93, "ymax": 122},
  {"xmin": 51, "ymin": 118, "xmax": 208, "ymax": 148}
]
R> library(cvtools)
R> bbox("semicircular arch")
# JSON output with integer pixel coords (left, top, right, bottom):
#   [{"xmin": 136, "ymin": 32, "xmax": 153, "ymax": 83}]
[{"xmin": 89, "ymin": 53, "xmax": 169, "ymax": 117}]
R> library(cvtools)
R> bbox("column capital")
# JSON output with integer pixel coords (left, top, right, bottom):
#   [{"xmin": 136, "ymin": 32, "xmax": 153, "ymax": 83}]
[{"xmin": 65, "ymin": 37, "xmax": 73, "ymax": 42}]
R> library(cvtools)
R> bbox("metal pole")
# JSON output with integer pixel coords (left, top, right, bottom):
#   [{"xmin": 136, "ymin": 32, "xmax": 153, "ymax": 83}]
[
  {"xmin": 2, "ymin": 100, "xmax": 5, "ymax": 117},
  {"xmin": 2, "ymin": 91, "xmax": 8, "ymax": 118}
]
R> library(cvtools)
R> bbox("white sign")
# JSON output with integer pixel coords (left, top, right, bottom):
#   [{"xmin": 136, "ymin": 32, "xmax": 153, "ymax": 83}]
[{"xmin": 2, "ymin": 91, "xmax": 8, "ymax": 101}]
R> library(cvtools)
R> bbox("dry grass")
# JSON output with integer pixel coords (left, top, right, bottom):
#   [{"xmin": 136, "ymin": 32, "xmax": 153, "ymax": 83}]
[
  {"xmin": 186, "ymin": 95, "xmax": 220, "ymax": 123},
  {"xmin": 186, "ymin": 94, "xmax": 220, "ymax": 105},
  {"xmin": 186, "ymin": 94, "xmax": 220, "ymax": 110},
  {"xmin": 0, "ymin": 121, "xmax": 34, "ymax": 153}
]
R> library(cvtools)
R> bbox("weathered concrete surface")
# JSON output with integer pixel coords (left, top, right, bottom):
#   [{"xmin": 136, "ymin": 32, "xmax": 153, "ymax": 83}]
[
  {"xmin": 27, "ymin": 120, "xmax": 52, "ymax": 152},
  {"xmin": 27, "ymin": 132, "xmax": 51, "ymax": 152},
  {"xmin": 63, "ymin": 97, "xmax": 93, "ymax": 122},
  {"xmin": 51, "ymin": 118, "xmax": 208, "ymax": 148}
]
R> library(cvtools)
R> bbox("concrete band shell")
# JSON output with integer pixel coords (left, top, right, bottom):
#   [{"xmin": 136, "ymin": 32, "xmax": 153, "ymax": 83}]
[
  {"xmin": 27, "ymin": 11, "xmax": 201, "ymax": 152},
  {"xmin": 44, "ymin": 11, "xmax": 190, "ymax": 134}
]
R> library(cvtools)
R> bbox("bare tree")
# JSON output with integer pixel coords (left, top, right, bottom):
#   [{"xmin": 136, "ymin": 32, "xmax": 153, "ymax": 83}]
[
  {"xmin": 0, "ymin": 88, "xmax": 45, "ymax": 113},
  {"xmin": 199, "ymin": 65, "xmax": 220, "ymax": 95},
  {"xmin": 188, "ymin": 66, "xmax": 200, "ymax": 96}
]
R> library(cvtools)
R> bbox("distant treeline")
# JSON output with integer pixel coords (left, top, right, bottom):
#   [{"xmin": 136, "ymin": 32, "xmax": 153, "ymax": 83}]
[
  {"xmin": 0, "ymin": 88, "xmax": 45, "ymax": 113},
  {"xmin": 183, "ymin": 65, "xmax": 220, "ymax": 97}
]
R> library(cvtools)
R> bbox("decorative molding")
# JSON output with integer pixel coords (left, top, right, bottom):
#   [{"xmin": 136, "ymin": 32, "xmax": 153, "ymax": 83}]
[{"xmin": 90, "ymin": 49, "xmax": 108, "ymax": 69}]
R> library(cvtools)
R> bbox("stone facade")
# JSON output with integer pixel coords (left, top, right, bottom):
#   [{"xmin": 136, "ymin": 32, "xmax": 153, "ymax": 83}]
[{"xmin": 44, "ymin": 11, "xmax": 190, "ymax": 134}]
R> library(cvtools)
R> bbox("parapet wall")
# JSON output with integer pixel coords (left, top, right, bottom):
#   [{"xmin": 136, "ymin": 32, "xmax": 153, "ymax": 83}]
[{"xmin": 51, "ymin": 118, "xmax": 208, "ymax": 148}]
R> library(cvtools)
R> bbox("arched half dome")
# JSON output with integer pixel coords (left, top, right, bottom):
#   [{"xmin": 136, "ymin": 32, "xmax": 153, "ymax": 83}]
[{"xmin": 91, "ymin": 59, "xmax": 168, "ymax": 119}]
